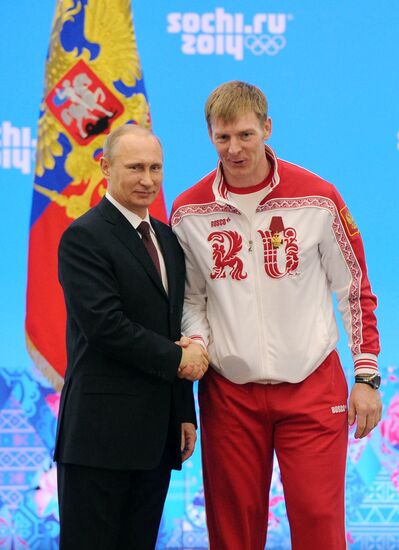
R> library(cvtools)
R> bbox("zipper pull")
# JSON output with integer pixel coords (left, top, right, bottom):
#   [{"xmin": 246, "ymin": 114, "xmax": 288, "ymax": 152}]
[{"xmin": 248, "ymin": 240, "xmax": 253, "ymax": 252}]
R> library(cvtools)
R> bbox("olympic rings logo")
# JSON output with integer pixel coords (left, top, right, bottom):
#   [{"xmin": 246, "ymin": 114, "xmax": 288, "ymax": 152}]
[{"xmin": 244, "ymin": 34, "xmax": 286, "ymax": 56}]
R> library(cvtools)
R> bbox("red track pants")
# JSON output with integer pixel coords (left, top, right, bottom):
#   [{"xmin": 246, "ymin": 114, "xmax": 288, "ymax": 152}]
[{"xmin": 199, "ymin": 350, "xmax": 348, "ymax": 550}]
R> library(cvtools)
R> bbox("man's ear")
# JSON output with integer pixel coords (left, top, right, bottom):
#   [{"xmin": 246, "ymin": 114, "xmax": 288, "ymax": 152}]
[
  {"xmin": 100, "ymin": 156, "xmax": 110, "ymax": 178},
  {"xmin": 208, "ymin": 125, "xmax": 214, "ymax": 144},
  {"xmin": 264, "ymin": 117, "xmax": 272, "ymax": 141}
]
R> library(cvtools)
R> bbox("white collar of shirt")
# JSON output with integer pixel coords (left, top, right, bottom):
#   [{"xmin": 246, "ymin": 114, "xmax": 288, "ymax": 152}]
[{"xmin": 106, "ymin": 192, "xmax": 152, "ymax": 231}]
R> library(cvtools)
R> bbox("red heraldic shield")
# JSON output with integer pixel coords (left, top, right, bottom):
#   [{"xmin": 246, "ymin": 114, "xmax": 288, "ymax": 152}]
[{"xmin": 46, "ymin": 60, "xmax": 124, "ymax": 145}]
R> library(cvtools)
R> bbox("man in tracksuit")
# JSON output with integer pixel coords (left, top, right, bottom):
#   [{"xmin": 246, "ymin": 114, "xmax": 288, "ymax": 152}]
[{"xmin": 171, "ymin": 81, "xmax": 382, "ymax": 550}]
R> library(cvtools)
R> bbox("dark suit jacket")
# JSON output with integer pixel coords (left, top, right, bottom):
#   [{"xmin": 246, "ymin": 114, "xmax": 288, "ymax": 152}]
[{"xmin": 54, "ymin": 197, "xmax": 196, "ymax": 471}]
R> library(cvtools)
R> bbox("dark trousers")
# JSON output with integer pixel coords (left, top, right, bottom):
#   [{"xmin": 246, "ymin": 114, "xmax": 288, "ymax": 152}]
[{"xmin": 57, "ymin": 457, "xmax": 172, "ymax": 550}]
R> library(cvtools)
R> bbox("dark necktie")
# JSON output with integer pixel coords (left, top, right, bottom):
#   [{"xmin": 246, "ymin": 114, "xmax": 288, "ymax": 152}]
[{"xmin": 137, "ymin": 221, "xmax": 161, "ymax": 277}]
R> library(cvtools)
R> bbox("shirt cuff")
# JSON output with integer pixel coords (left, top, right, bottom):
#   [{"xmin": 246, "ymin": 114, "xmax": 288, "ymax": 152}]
[
  {"xmin": 186, "ymin": 334, "xmax": 207, "ymax": 350},
  {"xmin": 354, "ymin": 353, "xmax": 378, "ymax": 376}
]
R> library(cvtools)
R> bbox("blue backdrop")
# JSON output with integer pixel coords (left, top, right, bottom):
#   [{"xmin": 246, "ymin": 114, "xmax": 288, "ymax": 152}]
[{"xmin": 0, "ymin": 1, "xmax": 398, "ymax": 548}]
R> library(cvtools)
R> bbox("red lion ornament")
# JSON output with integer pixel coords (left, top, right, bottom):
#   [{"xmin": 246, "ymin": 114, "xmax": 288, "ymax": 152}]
[{"xmin": 208, "ymin": 230, "xmax": 248, "ymax": 280}]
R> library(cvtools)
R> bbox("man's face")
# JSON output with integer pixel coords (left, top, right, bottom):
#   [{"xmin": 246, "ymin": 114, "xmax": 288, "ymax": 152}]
[
  {"xmin": 100, "ymin": 133, "xmax": 163, "ymax": 218},
  {"xmin": 209, "ymin": 111, "xmax": 272, "ymax": 188}
]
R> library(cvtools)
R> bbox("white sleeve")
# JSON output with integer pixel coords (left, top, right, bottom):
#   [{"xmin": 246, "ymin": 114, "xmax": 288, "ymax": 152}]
[{"xmin": 319, "ymin": 192, "xmax": 379, "ymax": 375}]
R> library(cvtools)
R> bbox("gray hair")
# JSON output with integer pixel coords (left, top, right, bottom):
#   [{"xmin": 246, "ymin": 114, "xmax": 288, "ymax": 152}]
[{"xmin": 102, "ymin": 124, "xmax": 162, "ymax": 161}]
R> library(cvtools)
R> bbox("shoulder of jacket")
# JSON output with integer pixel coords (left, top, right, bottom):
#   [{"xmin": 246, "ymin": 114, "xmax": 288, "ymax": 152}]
[
  {"xmin": 171, "ymin": 169, "xmax": 217, "ymax": 214},
  {"xmin": 61, "ymin": 203, "xmax": 104, "ymax": 242},
  {"xmin": 277, "ymin": 158, "xmax": 338, "ymax": 198}
]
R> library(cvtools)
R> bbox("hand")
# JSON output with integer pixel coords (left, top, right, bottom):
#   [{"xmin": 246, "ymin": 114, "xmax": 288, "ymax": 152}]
[
  {"xmin": 348, "ymin": 383, "xmax": 382, "ymax": 439},
  {"xmin": 181, "ymin": 422, "xmax": 196, "ymax": 462},
  {"xmin": 177, "ymin": 336, "xmax": 192, "ymax": 348},
  {"xmin": 177, "ymin": 342, "xmax": 209, "ymax": 381}
]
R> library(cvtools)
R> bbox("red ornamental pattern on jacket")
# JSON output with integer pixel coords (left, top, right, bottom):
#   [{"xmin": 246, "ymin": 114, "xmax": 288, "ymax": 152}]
[
  {"xmin": 258, "ymin": 224, "xmax": 299, "ymax": 279},
  {"xmin": 207, "ymin": 223, "xmax": 299, "ymax": 281},
  {"xmin": 208, "ymin": 230, "xmax": 247, "ymax": 280}
]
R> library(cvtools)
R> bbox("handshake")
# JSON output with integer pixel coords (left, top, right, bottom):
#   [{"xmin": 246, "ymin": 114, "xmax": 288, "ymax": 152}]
[{"xmin": 176, "ymin": 336, "xmax": 209, "ymax": 381}]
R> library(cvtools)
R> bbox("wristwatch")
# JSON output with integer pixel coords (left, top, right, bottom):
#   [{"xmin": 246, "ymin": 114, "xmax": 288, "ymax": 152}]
[{"xmin": 354, "ymin": 373, "xmax": 381, "ymax": 390}]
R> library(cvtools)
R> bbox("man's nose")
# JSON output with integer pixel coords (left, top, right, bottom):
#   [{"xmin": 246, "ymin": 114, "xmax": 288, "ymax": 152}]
[
  {"xmin": 139, "ymin": 170, "xmax": 153, "ymax": 186},
  {"xmin": 228, "ymin": 137, "xmax": 241, "ymax": 155}
]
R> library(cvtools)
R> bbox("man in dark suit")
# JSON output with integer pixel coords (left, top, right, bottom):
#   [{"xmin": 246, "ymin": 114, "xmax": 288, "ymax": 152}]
[{"xmin": 54, "ymin": 124, "xmax": 208, "ymax": 550}]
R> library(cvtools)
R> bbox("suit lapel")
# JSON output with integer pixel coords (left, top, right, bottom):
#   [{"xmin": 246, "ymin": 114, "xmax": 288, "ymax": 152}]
[{"xmin": 97, "ymin": 198, "xmax": 168, "ymax": 299}]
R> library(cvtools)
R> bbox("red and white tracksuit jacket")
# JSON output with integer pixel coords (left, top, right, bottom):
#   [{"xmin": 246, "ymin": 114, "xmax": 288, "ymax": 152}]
[{"xmin": 171, "ymin": 145, "xmax": 379, "ymax": 384}]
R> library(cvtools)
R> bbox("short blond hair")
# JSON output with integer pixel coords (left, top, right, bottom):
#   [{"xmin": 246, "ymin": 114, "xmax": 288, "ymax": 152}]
[
  {"xmin": 102, "ymin": 124, "xmax": 161, "ymax": 161},
  {"xmin": 205, "ymin": 81, "xmax": 268, "ymax": 129}
]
